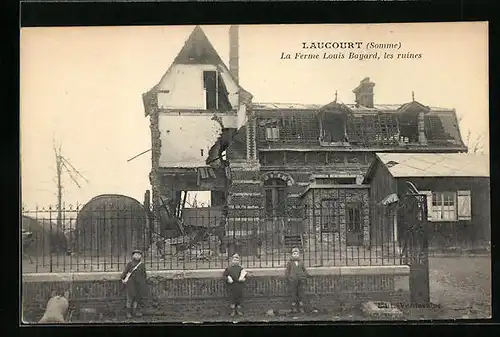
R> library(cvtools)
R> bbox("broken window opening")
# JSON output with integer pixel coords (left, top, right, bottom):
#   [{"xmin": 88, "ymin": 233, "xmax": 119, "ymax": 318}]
[
  {"xmin": 183, "ymin": 191, "xmax": 212, "ymax": 208},
  {"xmin": 264, "ymin": 178, "xmax": 287, "ymax": 217},
  {"xmin": 398, "ymin": 113, "xmax": 419, "ymax": 143},
  {"xmin": 203, "ymin": 70, "xmax": 232, "ymax": 111},
  {"xmin": 203, "ymin": 71, "xmax": 217, "ymax": 110},
  {"xmin": 324, "ymin": 114, "xmax": 347, "ymax": 143},
  {"xmin": 375, "ymin": 114, "xmax": 400, "ymax": 145},
  {"xmin": 346, "ymin": 113, "xmax": 400, "ymax": 146}
]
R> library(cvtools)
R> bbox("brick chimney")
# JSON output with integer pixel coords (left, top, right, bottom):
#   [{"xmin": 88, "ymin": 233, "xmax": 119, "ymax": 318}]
[
  {"xmin": 229, "ymin": 25, "xmax": 239, "ymax": 85},
  {"xmin": 353, "ymin": 77, "xmax": 375, "ymax": 108}
]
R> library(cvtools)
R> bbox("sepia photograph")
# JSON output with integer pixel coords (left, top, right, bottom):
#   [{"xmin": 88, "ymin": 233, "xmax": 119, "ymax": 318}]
[{"xmin": 20, "ymin": 22, "xmax": 490, "ymax": 323}]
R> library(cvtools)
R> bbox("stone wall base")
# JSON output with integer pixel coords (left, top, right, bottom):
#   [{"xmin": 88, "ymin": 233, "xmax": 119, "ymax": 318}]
[{"xmin": 22, "ymin": 266, "xmax": 410, "ymax": 323}]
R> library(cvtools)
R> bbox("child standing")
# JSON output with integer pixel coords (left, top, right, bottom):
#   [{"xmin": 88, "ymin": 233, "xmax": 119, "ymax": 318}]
[
  {"xmin": 223, "ymin": 253, "xmax": 248, "ymax": 317},
  {"xmin": 285, "ymin": 247, "xmax": 310, "ymax": 313},
  {"xmin": 121, "ymin": 249, "xmax": 148, "ymax": 318}
]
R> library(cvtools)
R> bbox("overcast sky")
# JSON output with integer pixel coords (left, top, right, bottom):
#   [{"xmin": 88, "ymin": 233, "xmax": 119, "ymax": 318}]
[{"xmin": 20, "ymin": 22, "xmax": 489, "ymax": 210}]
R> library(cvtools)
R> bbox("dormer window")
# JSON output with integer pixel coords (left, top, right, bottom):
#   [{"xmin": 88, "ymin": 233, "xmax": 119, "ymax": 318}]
[
  {"xmin": 324, "ymin": 114, "xmax": 347, "ymax": 143},
  {"xmin": 319, "ymin": 109, "xmax": 349, "ymax": 145},
  {"xmin": 203, "ymin": 70, "xmax": 232, "ymax": 111},
  {"xmin": 398, "ymin": 112, "xmax": 419, "ymax": 143}
]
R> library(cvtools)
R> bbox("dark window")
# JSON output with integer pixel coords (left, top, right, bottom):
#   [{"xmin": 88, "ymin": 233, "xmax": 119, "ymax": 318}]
[
  {"xmin": 324, "ymin": 115, "xmax": 347, "ymax": 143},
  {"xmin": 346, "ymin": 203, "xmax": 362, "ymax": 233},
  {"xmin": 264, "ymin": 178, "xmax": 287, "ymax": 217},
  {"xmin": 203, "ymin": 71, "xmax": 217, "ymax": 110},
  {"xmin": 398, "ymin": 113, "xmax": 419, "ymax": 143},
  {"xmin": 320, "ymin": 199, "xmax": 338, "ymax": 232},
  {"xmin": 203, "ymin": 71, "xmax": 233, "ymax": 111}
]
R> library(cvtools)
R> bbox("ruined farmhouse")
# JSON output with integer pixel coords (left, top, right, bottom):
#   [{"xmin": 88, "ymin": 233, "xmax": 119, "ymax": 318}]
[{"xmin": 142, "ymin": 25, "xmax": 489, "ymax": 257}]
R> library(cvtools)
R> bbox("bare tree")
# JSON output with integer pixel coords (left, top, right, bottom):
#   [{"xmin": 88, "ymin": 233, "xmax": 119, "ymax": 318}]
[
  {"xmin": 458, "ymin": 115, "xmax": 486, "ymax": 154},
  {"xmin": 465, "ymin": 129, "xmax": 485, "ymax": 154}
]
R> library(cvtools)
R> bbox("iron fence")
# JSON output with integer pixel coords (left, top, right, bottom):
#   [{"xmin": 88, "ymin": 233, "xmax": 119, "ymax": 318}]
[{"xmin": 21, "ymin": 203, "xmax": 488, "ymax": 273}]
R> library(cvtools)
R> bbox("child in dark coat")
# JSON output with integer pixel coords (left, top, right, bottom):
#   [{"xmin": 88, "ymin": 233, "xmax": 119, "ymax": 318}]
[
  {"xmin": 285, "ymin": 247, "xmax": 310, "ymax": 313},
  {"xmin": 121, "ymin": 249, "xmax": 148, "ymax": 318},
  {"xmin": 223, "ymin": 253, "xmax": 248, "ymax": 317}
]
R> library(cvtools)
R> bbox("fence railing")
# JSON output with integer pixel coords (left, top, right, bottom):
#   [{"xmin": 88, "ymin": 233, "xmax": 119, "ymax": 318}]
[{"xmin": 21, "ymin": 203, "xmax": 488, "ymax": 273}]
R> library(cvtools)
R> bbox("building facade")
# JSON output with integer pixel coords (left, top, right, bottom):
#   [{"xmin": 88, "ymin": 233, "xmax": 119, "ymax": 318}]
[
  {"xmin": 142, "ymin": 25, "xmax": 468, "ymax": 257},
  {"xmin": 363, "ymin": 153, "xmax": 490, "ymax": 251}
]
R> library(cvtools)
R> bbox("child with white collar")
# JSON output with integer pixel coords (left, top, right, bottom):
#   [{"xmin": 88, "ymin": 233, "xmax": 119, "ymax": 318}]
[
  {"xmin": 285, "ymin": 247, "xmax": 310, "ymax": 313},
  {"xmin": 223, "ymin": 253, "xmax": 248, "ymax": 317}
]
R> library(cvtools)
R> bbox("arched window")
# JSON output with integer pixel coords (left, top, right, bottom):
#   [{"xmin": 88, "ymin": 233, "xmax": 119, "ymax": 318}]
[{"xmin": 264, "ymin": 178, "xmax": 287, "ymax": 217}]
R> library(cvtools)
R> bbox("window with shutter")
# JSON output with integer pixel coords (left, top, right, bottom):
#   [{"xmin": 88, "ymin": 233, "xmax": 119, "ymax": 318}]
[
  {"xmin": 457, "ymin": 190, "xmax": 472, "ymax": 220},
  {"xmin": 420, "ymin": 190, "xmax": 433, "ymax": 221},
  {"xmin": 422, "ymin": 190, "xmax": 459, "ymax": 222}
]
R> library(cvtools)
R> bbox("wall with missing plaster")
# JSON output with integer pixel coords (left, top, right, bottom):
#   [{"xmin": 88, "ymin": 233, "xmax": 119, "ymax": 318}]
[
  {"xmin": 156, "ymin": 64, "xmax": 240, "ymax": 110},
  {"xmin": 158, "ymin": 115, "xmax": 223, "ymax": 167}
]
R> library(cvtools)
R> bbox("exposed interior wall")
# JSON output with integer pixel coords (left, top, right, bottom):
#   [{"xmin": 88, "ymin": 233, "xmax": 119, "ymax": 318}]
[
  {"xmin": 237, "ymin": 104, "xmax": 248, "ymax": 131},
  {"xmin": 158, "ymin": 115, "xmax": 222, "ymax": 167},
  {"xmin": 156, "ymin": 64, "xmax": 239, "ymax": 110}
]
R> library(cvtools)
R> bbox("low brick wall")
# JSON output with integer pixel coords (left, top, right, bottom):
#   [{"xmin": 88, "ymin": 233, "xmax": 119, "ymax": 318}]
[{"xmin": 22, "ymin": 266, "xmax": 410, "ymax": 322}]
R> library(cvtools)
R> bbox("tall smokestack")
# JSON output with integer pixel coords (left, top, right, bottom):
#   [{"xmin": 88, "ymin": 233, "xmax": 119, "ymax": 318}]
[{"xmin": 229, "ymin": 25, "xmax": 239, "ymax": 85}]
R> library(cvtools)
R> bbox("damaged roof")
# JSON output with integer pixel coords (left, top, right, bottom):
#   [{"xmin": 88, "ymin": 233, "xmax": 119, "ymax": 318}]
[
  {"xmin": 173, "ymin": 26, "xmax": 226, "ymax": 65},
  {"xmin": 252, "ymin": 102, "xmax": 322, "ymax": 110},
  {"xmin": 366, "ymin": 152, "xmax": 490, "ymax": 180},
  {"xmin": 254, "ymin": 101, "xmax": 455, "ymax": 113},
  {"xmin": 253, "ymin": 101, "xmax": 464, "ymax": 148},
  {"xmin": 143, "ymin": 26, "xmax": 252, "ymax": 116},
  {"xmin": 327, "ymin": 102, "xmax": 463, "ymax": 146}
]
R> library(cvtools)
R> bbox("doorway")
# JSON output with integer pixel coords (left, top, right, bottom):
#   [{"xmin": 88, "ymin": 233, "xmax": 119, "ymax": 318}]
[{"xmin": 346, "ymin": 202, "xmax": 363, "ymax": 246}]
